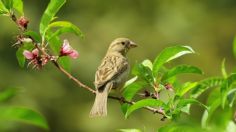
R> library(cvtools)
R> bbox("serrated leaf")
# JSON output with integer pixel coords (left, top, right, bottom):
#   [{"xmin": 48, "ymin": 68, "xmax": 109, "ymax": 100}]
[
  {"xmin": 13, "ymin": 0, "xmax": 23, "ymax": 15},
  {"xmin": 176, "ymin": 99, "xmax": 207, "ymax": 111},
  {"xmin": 0, "ymin": 87, "xmax": 18, "ymax": 102},
  {"xmin": 58, "ymin": 56, "xmax": 71, "ymax": 72},
  {"xmin": 46, "ymin": 21, "xmax": 83, "ymax": 40},
  {"xmin": 162, "ymin": 65, "xmax": 203, "ymax": 81},
  {"xmin": 125, "ymin": 99, "xmax": 166, "ymax": 118},
  {"xmin": 0, "ymin": 106, "xmax": 48, "ymax": 129},
  {"xmin": 40, "ymin": 0, "xmax": 66, "ymax": 36},
  {"xmin": 191, "ymin": 77, "xmax": 224, "ymax": 98},
  {"xmin": 153, "ymin": 45, "xmax": 195, "ymax": 76},
  {"xmin": 24, "ymin": 31, "xmax": 41, "ymax": 43},
  {"xmin": 118, "ymin": 129, "xmax": 142, "ymax": 132}
]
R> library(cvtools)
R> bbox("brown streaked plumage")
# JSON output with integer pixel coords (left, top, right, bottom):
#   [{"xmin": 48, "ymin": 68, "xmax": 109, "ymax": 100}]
[{"xmin": 90, "ymin": 38, "xmax": 137, "ymax": 117}]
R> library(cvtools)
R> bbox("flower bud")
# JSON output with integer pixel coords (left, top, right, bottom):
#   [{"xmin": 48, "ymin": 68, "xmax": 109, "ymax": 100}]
[
  {"xmin": 17, "ymin": 16, "xmax": 29, "ymax": 29},
  {"xmin": 60, "ymin": 40, "xmax": 79, "ymax": 59}
]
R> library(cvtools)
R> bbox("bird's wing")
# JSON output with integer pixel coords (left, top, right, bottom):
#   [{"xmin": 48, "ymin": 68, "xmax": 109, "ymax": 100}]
[{"xmin": 95, "ymin": 55, "xmax": 128, "ymax": 90}]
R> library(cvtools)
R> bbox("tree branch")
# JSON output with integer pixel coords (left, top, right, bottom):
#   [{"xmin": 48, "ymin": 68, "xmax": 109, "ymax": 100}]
[{"xmin": 10, "ymin": 12, "xmax": 167, "ymax": 120}]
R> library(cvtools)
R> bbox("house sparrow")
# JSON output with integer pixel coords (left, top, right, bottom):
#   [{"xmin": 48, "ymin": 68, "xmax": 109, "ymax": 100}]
[{"xmin": 90, "ymin": 38, "xmax": 137, "ymax": 117}]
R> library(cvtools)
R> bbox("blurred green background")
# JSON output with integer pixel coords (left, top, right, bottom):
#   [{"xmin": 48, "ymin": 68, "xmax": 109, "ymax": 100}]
[{"xmin": 0, "ymin": 0, "xmax": 236, "ymax": 131}]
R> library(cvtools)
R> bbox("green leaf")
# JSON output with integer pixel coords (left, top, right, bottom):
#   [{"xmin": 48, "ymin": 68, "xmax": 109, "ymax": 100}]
[
  {"xmin": 191, "ymin": 77, "xmax": 224, "ymax": 98},
  {"xmin": 58, "ymin": 56, "xmax": 71, "ymax": 72},
  {"xmin": 201, "ymin": 99, "xmax": 221, "ymax": 128},
  {"xmin": 16, "ymin": 48, "xmax": 25, "ymax": 68},
  {"xmin": 40, "ymin": 0, "xmax": 66, "ymax": 36},
  {"xmin": 47, "ymin": 30, "xmax": 62, "ymax": 53},
  {"xmin": 221, "ymin": 74, "xmax": 236, "ymax": 108},
  {"xmin": 162, "ymin": 65, "xmax": 203, "ymax": 81},
  {"xmin": 227, "ymin": 73, "xmax": 236, "ymax": 86},
  {"xmin": 46, "ymin": 21, "xmax": 83, "ymax": 40},
  {"xmin": 0, "ymin": 87, "xmax": 18, "ymax": 102},
  {"xmin": 13, "ymin": 0, "xmax": 23, "ymax": 15},
  {"xmin": 122, "ymin": 81, "xmax": 147, "ymax": 101},
  {"xmin": 121, "ymin": 81, "xmax": 146, "ymax": 114},
  {"xmin": 123, "ymin": 76, "xmax": 138, "ymax": 88},
  {"xmin": 141, "ymin": 59, "xmax": 153, "ymax": 70},
  {"xmin": 0, "ymin": 0, "xmax": 8, "ymax": 13},
  {"xmin": 0, "ymin": 106, "xmax": 48, "ymax": 129},
  {"xmin": 16, "ymin": 43, "xmax": 34, "ymax": 68},
  {"xmin": 176, "ymin": 82, "xmax": 198, "ymax": 97},
  {"xmin": 207, "ymin": 88, "xmax": 221, "ymax": 105},
  {"xmin": 118, "ymin": 129, "xmax": 142, "ymax": 132},
  {"xmin": 24, "ymin": 31, "xmax": 41, "ymax": 43},
  {"xmin": 176, "ymin": 99, "xmax": 208, "ymax": 111},
  {"xmin": 233, "ymin": 36, "xmax": 236, "ymax": 59},
  {"xmin": 2, "ymin": 0, "xmax": 13, "ymax": 10},
  {"xmin": 153, "ymin": 45, "xmax": 195, "ymax": 76},
  {"xmin": 221, "ymin": 59, "xmax": 227, "ymax": 78},
  {"xmin": 132, "ymin": 63, "xmax": 154, "ymax": 84},
  {"xmin": 159, "ymin": 123, "xmax": 203, "ymax": 132},
  {"xmin": 180, "ymin": 104, "xmax": 191, "ymax": 115},
  {"xmin": 221, "ymin": 80, "xmax": 229, "ymax": 108},
  {"xmin": 125, "ymin": 99, "xmax": 166, "ymax": 118},
  {"xmin": 227, "ymin": 88, "xmax": 236, "ymax": 107}
]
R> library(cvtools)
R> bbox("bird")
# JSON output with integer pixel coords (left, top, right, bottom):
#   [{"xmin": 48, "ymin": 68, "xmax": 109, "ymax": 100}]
[{"xmin": 90, "ymin": 38, "xmax": 137, "ymax": 117}]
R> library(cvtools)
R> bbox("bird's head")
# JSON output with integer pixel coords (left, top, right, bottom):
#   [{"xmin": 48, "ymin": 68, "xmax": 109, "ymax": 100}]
[{"xmin": 108, "ymin": 38, "xmax": 137, "ymax": 55}]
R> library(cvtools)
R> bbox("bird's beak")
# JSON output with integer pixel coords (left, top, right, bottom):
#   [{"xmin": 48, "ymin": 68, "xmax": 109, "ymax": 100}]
[{"xmin": 129, "ymin": 41, "xmax": 137, "ymax": 48}]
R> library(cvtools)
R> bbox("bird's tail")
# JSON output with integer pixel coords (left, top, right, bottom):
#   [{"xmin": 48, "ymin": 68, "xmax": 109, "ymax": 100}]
[{"xmin": 89, "ymin": 90, "xmax": 108, "ymax": 117}]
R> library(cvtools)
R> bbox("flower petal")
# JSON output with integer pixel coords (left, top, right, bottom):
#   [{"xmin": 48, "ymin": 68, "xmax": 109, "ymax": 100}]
[
  {"xmin": 23, "ymin": 50, "xmax": 34, "ymax": 59},
  {"xmin": 62, "ymin": 40, "xmax": 72, "ymax": 54},
  {"xmin": 32, "ymin": 49, "xmax": 39, "ymax": 57},
  {"xmin": 68, "ymin": 50, "xmax": 79, "ymax": 59}
]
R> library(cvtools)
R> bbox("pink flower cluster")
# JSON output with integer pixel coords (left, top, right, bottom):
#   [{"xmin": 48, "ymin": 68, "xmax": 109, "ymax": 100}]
[{"xmin": 23, "ymin": 39, "xmax": 79, "ymax": 69}]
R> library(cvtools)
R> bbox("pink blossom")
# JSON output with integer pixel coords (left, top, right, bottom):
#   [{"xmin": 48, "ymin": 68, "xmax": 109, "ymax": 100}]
[
  {"xmin": 17, "ymin": 16, "xmax": 29, "ymax": 29},
  {"xmin": 60, "ymin": 40, "xmax": 79, "ymax": 59},
  {"xmin": 68, "ymin": 50, "xmax": 79, "ymax": 59},
  {"xmin": 23, "ymin": 49, "xmax": 39, "ymax": 60}
]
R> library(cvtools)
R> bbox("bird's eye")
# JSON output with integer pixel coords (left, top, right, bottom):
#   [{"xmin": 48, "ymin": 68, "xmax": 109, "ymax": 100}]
[{"xmin": 121, "ymin": 42, "xmax": 125, "ymax": 45}]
